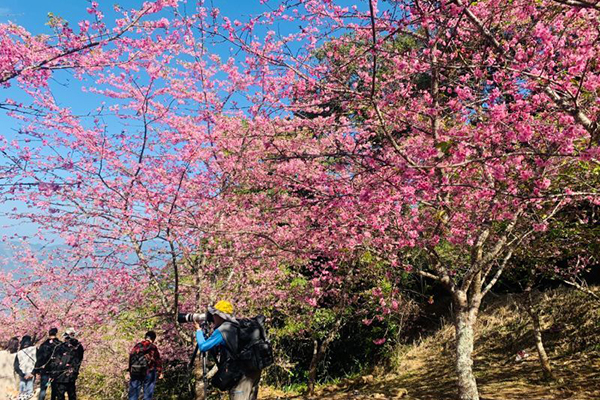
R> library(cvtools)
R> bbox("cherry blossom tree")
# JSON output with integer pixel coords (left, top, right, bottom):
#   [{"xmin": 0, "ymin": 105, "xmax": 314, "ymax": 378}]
[
  {"xmin": 1, "ymin": 1, "xmax": 599, "ymax": 400},
  {"xmin": 0, "ymin": 3, "xmax": 287, "ymax": 397},
  {"xmin": 203, "ymin": 1, "xmax": 600, "ymax": 398}
]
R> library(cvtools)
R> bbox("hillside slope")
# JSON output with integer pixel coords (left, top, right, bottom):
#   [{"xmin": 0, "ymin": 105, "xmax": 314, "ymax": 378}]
[{"xmin": 263, "ymin": 286, "xmax": 600, "ymax": 399}]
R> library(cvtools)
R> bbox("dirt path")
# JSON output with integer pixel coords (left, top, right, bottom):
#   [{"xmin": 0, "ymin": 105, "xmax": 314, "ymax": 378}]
[
  {"xmin": 261, "ymin": 289, "xmax": 600, "ymax": 400},
  {"xmin": 261, "ymin": 351, "xmax": 600, "ymax": 400}
]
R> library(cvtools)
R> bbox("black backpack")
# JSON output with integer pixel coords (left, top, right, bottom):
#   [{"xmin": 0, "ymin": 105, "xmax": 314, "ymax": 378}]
[
  {"xmin": 210, "ymin": 316, "xmax": 274, "ymax": 391},
  {"xmin": 130, "ymin": 346, "xmax": 150, "ymax": 378},
  {"xmin": 236, "ymin": 315, "xmax": 274, "ymax": 372}
]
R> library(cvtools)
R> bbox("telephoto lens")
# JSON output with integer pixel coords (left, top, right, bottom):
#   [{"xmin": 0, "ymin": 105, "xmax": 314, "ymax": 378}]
[{"xmin": 177, "ymin": 312, "xmax": 206, "ymax": 324}]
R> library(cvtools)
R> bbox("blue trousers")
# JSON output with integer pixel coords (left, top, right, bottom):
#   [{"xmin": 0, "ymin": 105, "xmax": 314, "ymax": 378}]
[
  {"xmin": 19, "ymin": 376, "xmax": 34, "ymax": 397},
  {"xmin": 128, "ymin": 370, "xmax": 157, "ymax": 400},
  {"xmin": 38, "ymin": 374, "xmax": 54, "ymax": 400}
]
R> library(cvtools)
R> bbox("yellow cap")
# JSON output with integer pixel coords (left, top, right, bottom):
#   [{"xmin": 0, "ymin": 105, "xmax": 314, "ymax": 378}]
[{"xmin": 214, "ymin": 300, "xmax": 234, "ymax": 315}]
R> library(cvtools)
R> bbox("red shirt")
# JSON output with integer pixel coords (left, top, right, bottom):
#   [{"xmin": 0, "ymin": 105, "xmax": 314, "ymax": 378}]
[{"xmin": 129, "ymin": 340, "xmax": 162, "ymax": 375}]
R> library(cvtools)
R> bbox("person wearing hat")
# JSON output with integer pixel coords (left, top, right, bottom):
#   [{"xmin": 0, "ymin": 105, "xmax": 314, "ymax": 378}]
[
  {"xmin": 33, "ymin": 327, "xmax": 61, "ymax": 400},
  {"xmin": 194, "ymin": 301, "xmax": 261, "ymax": 400},
  {"xmin": 48, "ymin": 328, "xmax": 84, "ymax": 400}
]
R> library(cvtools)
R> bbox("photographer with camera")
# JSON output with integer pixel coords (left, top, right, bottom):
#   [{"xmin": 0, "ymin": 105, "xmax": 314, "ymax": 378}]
[{"xmin": 194, "ymin": 301, "xmax": 261, "ymax": 400}]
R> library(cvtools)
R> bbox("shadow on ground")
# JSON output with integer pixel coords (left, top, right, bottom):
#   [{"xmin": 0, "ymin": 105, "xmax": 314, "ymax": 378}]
[{"xmin": 261, "ymin": 288, "xmax": 600, "ymax": 399}]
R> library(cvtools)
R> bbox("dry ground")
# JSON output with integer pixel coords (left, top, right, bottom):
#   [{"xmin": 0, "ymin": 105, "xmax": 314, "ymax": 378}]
[{"xmin": 261, "ymin": 287, "xmax": 600, "ymax": 400}]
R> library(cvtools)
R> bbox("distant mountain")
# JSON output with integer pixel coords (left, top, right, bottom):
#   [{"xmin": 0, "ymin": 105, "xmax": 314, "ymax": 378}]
[{"xmin": 0, "ymin": 241, "xmax": 66, "ymax": 271}]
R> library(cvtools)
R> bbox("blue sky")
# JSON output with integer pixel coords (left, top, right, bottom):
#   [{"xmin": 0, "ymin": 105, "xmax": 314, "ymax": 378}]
[
  {"xmin": 0, "ymin": 0, "xmax": 371, "ymax": 243},
  {"xmin": 0, "ymin": 0, "xmax": 270, "ymax": 28},
  {"xmin": 0, "ymin": 0, "xmax": 278, "ymax": 241}
]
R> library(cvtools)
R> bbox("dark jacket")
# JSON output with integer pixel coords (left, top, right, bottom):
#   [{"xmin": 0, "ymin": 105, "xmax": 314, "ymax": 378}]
[
  {"xmin": 33, "ymin": 338, "xmax": 61, "ymax": 375},
  {"xmin": 215, "ymin": 321, "xmax": 241, "ymax": 372},
  {"xmin": 48, "ymin": 338, "xmax": 84, "ymax": 383},
  {"xmin": 217, "ymin": 321, "xmax": 239, "ymax": 355}
]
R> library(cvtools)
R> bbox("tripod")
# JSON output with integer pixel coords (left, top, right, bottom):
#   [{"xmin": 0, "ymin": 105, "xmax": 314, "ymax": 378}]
[{"xmin": 189, "ymin": 323, "xmax": 210, "ymax": 399}]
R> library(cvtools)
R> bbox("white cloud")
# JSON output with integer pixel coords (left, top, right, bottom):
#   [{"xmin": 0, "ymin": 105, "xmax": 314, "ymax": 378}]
[{"xmin": 0, "ymin": 7, "xmax": 10, "ymax": 16}]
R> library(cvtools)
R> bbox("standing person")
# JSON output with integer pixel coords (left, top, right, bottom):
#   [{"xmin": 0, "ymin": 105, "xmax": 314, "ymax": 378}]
[
  {"xmin": 194, "ymin": 301, "xmax": 261, "ymax": 400},
  {"xmin": 48, "ymin": 328, "xmax": 84, "ymax": 400},
  {"xmin": 0, "ymin": 337, "xmax": 20, "ymax": 400},
  {"xmin": 33, "ymin": 328, "xmax": 61, "ymax": 400},
  {"xmin": 14, "ymin": 335, "xmax": 37, "ymax": 399},
  {"xmin": 128, "ymin": 330, "xmax": 162, "ymax": 400}
]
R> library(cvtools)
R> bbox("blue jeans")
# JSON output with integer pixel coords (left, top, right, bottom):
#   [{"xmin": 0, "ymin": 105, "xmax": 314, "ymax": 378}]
[
  {"xmin": 19, "ymin": 376, "xmax": 34, "ymax": 396},
  {"xmin": 38, "ymin": 374, "xmax": 53, "ymax": 400},
  {"xmin": 128, "ymin": 370, "xmax": 157, "ymax": 400}
]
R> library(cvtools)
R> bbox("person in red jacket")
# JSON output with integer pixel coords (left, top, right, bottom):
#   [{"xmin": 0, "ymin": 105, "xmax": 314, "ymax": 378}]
[{"xmin": 128, "ymin": 331, "xmax": 162, "ymax": 400}]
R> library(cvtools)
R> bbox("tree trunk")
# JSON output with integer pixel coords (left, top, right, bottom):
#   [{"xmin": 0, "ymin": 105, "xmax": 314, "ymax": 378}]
[
  {"xmin": 531, "ymin": 312, "xmax": 554, "ymax": 380},
  {"xmin": 307, "ymin": 339, "xmax": 321, "ymax": 395},
  {"xmin": 454, "ymin": 308, "xmax": 480, "ymax": 400},
  {"xmin": 193, "ymin": 258, "xmax": 207, "ymax": 400},
  {"xmin": 524, "ymin": 291, "xmax": 555, "ymax": 380},
  {"xmin": 307, "ymin": 319, "xmax": 343, "ymax": 395}
]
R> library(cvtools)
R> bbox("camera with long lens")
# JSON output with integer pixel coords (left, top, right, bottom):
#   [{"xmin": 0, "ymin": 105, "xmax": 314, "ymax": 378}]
[{"xmin": 177, "ymin": 312, "xmax": 207, "ymax": 324}]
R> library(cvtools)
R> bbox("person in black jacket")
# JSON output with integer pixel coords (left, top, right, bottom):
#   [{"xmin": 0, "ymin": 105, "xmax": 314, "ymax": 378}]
[
  {"xmin": 33, "ymin": 328, "xmax": 61, "ymax": 400},
  {"xmin": 48, "ymin": 328, "xmax": 84, "ymax": 400}
]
